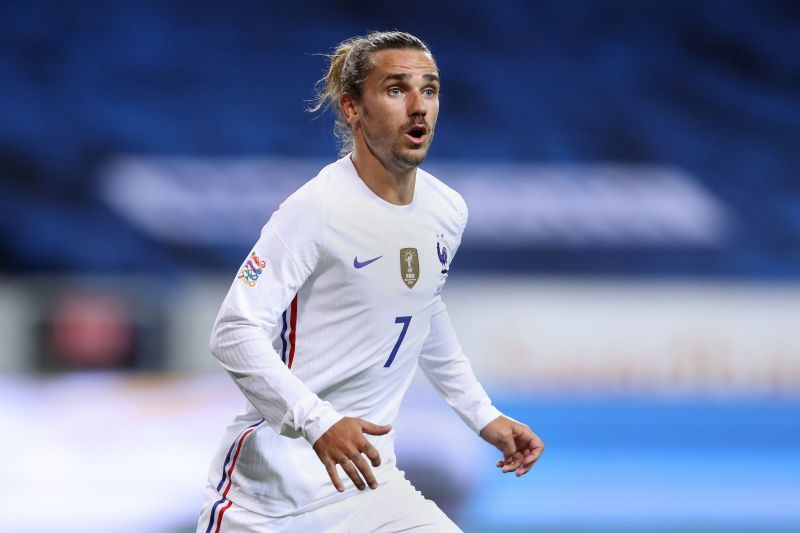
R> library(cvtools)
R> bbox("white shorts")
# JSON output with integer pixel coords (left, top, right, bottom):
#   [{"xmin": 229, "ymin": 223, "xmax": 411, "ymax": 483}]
[{"xmin": 196, "ymin": 469, "xmax": 462, "ymax": 533}]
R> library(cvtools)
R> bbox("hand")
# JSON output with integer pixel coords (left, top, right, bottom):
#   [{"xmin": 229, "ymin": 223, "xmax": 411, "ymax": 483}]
[
  {"xmin": 312, "ymin": 417, "xmax": 392, "ymax": 492},
  {"xmin": 479, "ymin": 415, "xmax": 544, "ymax": 477}
]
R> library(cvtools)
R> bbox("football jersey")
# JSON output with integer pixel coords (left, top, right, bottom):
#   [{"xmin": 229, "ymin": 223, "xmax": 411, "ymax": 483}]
[{"xmin": 205, "ymin": 154, "xmax": 501, "ymax": 517}]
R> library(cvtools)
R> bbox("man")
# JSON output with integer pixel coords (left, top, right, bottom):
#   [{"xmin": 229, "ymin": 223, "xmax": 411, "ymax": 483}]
[{"xmin": 197, "ymin": 31, "xmax": 544, "ymax": 532}]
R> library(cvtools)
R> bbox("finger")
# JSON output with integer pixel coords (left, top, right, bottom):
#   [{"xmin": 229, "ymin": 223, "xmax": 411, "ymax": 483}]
[
  {"xmin": 339, "ymin": 457, "xmax": 366, "ymax": 491},
  {"xmin": 502, "ymin": 451, "xmax": 523, "ymax": 473},
  {"xmin": 352, "ymin": 452, "xmax": 378, "ymax": 489},
  {"xmin": 323, "ymin": 460, "xmax": 345, "ymax": 492},
  {"xmin": 530, "ymin": 436, "xmax": 546, "ymax": 461},
  {"xmin": 360, "ymin": 420, "xmax": 392, "ymax": 436},
  {"xmin": 516, "ymin": 441, "xmax": 545, "ymax": 476},
  {"xmin": 517, "ymin": 427, "xmax": 544, "ymax": 455},
  {"xmin": 362, "ymin": 441, "xmax": 382, "ymax": 468},
  {"xmin": 514, "ymin": 426, "xmax": 535, "ymax": 445},
  {"xmin": 517, "ymin": 457, "xmax": 537, "ymax": 476},
  {"xmin": 518, "ymin": 447, "xmax": 543, "ymax": 470}
]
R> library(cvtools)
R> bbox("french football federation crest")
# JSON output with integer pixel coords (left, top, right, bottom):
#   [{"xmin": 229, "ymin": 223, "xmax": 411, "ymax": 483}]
[
  {"xmin": 237, "ymin": 251, "xmax": 267, "ymax": 287},
  {"xmin": 436, "ymin": 234, "xmax": 449, "ymax": 274},
  {"xmin": 400, "ymin": 247, "xmax": 420, "ymax": 289}
]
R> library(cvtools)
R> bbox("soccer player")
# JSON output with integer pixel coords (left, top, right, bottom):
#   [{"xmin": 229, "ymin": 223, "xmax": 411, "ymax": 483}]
[{"xmin": 197, "ymin": 31, "xmax": 544, "ymax": 532}]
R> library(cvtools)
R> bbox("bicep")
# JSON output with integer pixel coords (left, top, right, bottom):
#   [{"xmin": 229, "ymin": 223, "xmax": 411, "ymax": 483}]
[{"xmin": 418, "ymin": 301, "xmax": 465, "ymax": 368}]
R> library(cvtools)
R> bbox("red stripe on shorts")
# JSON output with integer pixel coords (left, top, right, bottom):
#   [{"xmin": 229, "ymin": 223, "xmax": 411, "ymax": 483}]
[
  {"xmin": 215, "ymin": 426, "xmax": 258, "ymax": 532},
  {"xmin": 214, "ymin": 500, "xmax": 233, "ymax": 533}
]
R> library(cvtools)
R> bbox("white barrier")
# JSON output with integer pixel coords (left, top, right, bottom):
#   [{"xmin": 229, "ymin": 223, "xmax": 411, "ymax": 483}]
[
  {"xmin": 2, "ymin": 276, "xmax": 798, "ymax": 397},
  {"xmin": 444, "ymin": 278, "xmax": 800, "ymax": 396}
]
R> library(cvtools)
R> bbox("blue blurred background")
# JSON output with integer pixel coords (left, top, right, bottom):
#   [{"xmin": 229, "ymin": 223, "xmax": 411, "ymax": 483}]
[{"xmin": 1, "ymin": 1, "xmax": 798, "ymax": 532}]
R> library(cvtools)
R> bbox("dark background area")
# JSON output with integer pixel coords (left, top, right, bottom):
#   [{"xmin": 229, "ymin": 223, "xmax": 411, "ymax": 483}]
[{"xmin": 1, "ymin": 0, "xmax": 798, "ymax": 277}]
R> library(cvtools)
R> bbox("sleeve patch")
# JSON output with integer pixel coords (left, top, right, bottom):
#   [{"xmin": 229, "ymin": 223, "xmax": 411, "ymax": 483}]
[{"xmin": 237, "ymin": 251, "xmax": 267, "ymax": 287}]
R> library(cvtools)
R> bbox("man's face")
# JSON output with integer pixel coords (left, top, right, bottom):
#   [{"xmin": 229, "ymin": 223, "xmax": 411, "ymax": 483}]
[{"xmin": 349, "ymin": 48, "xmax": 440, "ymax": 171}]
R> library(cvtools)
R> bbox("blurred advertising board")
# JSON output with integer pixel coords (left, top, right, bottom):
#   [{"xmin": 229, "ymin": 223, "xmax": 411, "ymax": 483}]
[
  {"xmin": 2, "ymin": 276, "xmax": 797, "ymax": 399},
  {"xmin": 444, "ymin": 278, "xmax": 800, "ymax": 397}
]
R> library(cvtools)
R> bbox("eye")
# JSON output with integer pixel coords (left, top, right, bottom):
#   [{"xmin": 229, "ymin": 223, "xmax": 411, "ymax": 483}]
[
  {"xmin": 388, "ymin": 87, "xmax": 402, "ymax": 96},
  {"xmin": 422, "ymin": 88, "xmax": 437, "ymax": 97}
]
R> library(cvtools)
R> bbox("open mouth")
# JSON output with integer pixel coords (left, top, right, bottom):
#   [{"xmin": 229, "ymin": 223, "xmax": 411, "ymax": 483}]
[{"xmin": 405, "ymin": 125, "xmax": 427, "ymax": 145}]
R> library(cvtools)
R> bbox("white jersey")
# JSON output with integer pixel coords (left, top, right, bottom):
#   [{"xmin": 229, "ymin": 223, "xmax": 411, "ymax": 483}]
[{"xmin": 204, "ymin": 154, "xmax": 501, "ymax": 519}]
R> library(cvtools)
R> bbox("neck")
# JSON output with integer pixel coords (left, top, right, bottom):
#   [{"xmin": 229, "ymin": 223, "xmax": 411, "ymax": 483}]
[{"xmin": 350, "ymin": 142, "xmax": 416, "ymax": 206}]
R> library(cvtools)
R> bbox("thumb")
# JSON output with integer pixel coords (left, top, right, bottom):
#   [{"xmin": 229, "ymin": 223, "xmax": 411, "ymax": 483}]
[{"xmin": 360, "ymin": 419, "xmax": 392, "ymax": 436}]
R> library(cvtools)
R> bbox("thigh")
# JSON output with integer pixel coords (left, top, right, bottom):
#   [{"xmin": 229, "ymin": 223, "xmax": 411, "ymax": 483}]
[{"xmin": 344, "ymin": 473, "xmax": 462, "ymax": 533}]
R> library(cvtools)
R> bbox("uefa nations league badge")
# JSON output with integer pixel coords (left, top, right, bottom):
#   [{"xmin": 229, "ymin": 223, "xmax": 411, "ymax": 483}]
[{"xmin": 238, "ymin": 251, "xmax": 267, "ymax": 287}]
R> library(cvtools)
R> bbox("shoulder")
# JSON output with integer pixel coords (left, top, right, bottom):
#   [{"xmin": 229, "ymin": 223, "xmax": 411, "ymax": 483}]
[
  {"xmin": 266, "ymin": 161, "xmax": 337, "ymax": 241},
  {"xmin": 278, "ymin": 163, "xmax": 334, "ymax": 211},
  {"xmin": 417, "ymin": 167, "xmax": 468, "ymax": 224}
]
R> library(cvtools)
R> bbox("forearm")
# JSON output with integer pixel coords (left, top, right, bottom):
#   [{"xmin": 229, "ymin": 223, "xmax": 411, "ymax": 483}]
[
  {"xmin": 211, "ymin": 312, "xmax": 343, "ymax": 444},
  {"xmin": 209, "ymin": 188, "xmax": 338, "ymax": 443},
  {"xmin": 419, "ymin": 304, "xmax": 502, "ymax": 434},
  {"xmin": 421, "ymin": 351, "xmax": 501, "ymax": 433}
]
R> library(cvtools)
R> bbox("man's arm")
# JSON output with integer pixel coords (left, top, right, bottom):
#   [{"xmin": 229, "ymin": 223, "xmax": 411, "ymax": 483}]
[
  {"xmin": 210, "ymin": 188, "xmax": 387, "ymax": 491},
  {"xmin": 417, "ymin": 301, "xmax": 545, "ymax": 476},
  {"xmin": 210, "ymin": 209, "xmax": 340, "ymax": 443}
]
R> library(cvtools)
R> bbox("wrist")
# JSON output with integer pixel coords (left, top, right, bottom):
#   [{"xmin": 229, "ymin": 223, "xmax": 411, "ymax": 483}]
[{"xmin": 303, "ymin": 402, "xmax": 344, "ymax": 445}]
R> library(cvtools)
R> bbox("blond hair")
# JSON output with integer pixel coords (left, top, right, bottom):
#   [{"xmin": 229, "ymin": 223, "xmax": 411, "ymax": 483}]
[{"xmin": 309, "ymin": 31, "xmax": 435, "ymax": 156}]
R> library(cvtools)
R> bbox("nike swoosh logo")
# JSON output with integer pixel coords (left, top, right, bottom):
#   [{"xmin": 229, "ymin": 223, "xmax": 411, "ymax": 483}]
[{"xmin": 353, "ymin": 255, "xmax": 383, "ymax": 269}]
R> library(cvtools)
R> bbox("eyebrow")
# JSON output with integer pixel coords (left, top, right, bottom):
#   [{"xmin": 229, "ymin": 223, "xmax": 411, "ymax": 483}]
[{"xmin": 381, "ymin": 73, "xmax": 440, "ymax": 84}]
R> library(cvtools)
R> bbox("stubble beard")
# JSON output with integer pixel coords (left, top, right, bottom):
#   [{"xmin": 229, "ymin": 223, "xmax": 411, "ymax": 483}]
[
  {"xmin": 361, "ymin": 105, "xmax": 434, "ymax": 171},
  {"xmin": 395, "ymin": 127, "xmax": 434, "ymax": 169}
]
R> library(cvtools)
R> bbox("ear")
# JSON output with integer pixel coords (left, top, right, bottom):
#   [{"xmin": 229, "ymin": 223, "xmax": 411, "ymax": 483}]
[{"xmin": 340, "ymin": 93, "xmax": 360, "ymax": 127}]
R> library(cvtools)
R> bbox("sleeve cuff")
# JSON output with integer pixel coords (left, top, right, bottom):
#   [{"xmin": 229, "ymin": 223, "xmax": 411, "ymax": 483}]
[
  {"xmin": 302, "ymin": 401, "xmax": 345, "ymax": 445},
  {"xmin": 473, "ymin": 405, "xmax": 503, "ymax": 435}
]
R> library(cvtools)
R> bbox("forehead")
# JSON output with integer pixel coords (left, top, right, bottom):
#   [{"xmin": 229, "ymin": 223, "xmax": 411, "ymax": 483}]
[{"xmin": 367, "ymin": 49, "xmax": 438, "ymax": 80}]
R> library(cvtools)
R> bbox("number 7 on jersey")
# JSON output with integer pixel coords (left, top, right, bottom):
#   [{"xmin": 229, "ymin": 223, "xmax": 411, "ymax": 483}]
[{"xmin": 384, "ymin": 316, "xmax": 412, "ymax": 367}]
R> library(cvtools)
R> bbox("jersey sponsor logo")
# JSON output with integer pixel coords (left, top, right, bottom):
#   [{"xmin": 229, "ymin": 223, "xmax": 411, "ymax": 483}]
[
  {"xmin": 353, "ymin": 255, "xmax": 383, "ymax": 269},
  {"xmin": 436, "ymin": 234, "xmax": 449, "ymax": 274},
  {"xmin": 400, "ymin": 247, "xmax": 420, "ymax": 289},
  {"xmin": 237, "ymin": 251, "xmax": 266, "ymax": 287}
]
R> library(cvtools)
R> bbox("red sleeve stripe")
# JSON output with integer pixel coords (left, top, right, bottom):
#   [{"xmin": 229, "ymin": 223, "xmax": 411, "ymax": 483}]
[{"xmin": 287, "ymin": 294, "xmax": 299, "ymax": 369}]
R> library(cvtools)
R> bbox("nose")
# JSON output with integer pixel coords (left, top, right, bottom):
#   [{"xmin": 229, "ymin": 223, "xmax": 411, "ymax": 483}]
[{"xmin": 407, "ymin": 90, "xmax": 427, "ymax": 117}]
